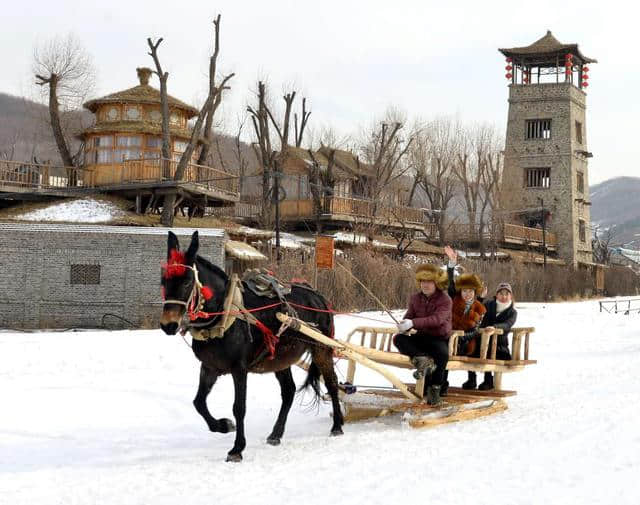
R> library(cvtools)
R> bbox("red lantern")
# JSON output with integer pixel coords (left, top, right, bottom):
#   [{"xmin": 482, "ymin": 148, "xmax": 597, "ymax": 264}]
[
  {"xmin": 506, "ymin": 57, "xmax": 512, "ymax": 63},
  {"xmin": 505, "ymin": 65, "xmax": 513, "ymax": 71},
  {"xmin": 582, "ymin": 82, "xmax": 589, "ymax": 87},
  {"xmin": 565, "ymin": 69, "xmax": 572, "ymax": 75},
  {"xmin": 505, "ymin": 73, "xmax": 512, "ymax": 79},
  {"xmin": 565, "ymin": 53, "xmax": 573, "ymax": 60},
  {"xmin": 582, "ymin": 74, "xmax": 589, "ymax": 80},
  {"xmin": 582, "ymin": 66, "xmax": 590, "ymax": 72}
]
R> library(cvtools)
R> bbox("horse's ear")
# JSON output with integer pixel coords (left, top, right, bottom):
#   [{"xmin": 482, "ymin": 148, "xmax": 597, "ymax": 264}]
[
  {"xmin": 185, "ymin": 231, "xmax": 199, "ymax": 263},
  {"xmin": 167, "ymin": 231, "xmax": 180, "ymax": 258}
]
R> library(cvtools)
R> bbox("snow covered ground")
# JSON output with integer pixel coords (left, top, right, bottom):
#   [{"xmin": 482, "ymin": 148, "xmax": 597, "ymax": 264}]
[
  {"xmin": 14, "ymin": 198, "xmax": 123, "ymax": 223},
  {"xmin": 1, "ymin": 299, "xmax": 639, "ymax": 505}
]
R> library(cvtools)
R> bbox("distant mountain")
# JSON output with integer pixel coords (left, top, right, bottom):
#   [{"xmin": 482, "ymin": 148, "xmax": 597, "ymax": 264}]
[
  {"xmin": 590, "ymin": 177, "xmax": 640, "ymax": 247},
  {"xmin": 0, "ymin": 92, "xmax": 62, "ymax": 162}
]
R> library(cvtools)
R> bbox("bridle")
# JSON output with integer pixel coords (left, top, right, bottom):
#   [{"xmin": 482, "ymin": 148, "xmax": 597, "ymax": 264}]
[{"xmin": 162, "ymin": 262, "xmax": 214, "ymax": 327}]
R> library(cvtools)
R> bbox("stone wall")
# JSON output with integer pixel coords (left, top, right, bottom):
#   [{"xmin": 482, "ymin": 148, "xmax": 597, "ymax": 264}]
[
  {"xmin": 501, "ymin": 82, "xmax": 593, "ymax": 266},
  {"xmin": 0, "ymin": 224, "xmax": 225, "ymax": 329}
]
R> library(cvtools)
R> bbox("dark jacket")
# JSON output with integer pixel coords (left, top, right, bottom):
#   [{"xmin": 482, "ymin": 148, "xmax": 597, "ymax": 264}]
[
  {"xmin": 404, "ymin": 289, "xmax": 452, "ymax": 340},
  {"xmin": 481, "ymin": 298, "xmax": 517, "ymax": 359}
]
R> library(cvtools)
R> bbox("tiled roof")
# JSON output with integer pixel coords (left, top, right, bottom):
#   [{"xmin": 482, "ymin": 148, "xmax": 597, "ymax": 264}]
[{"xmin": 499, "ymin": 31, "xmax": 597, "ymax": 63}]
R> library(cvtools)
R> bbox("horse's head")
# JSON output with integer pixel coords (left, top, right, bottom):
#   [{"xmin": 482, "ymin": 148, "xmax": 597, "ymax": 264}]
[{"xmin": 160, "ymin": 231, "xmax": 199, "ymax": 335}]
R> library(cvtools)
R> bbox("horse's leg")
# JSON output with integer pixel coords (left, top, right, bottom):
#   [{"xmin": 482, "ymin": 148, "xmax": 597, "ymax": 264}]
[
  {"xmin": 266, "ymin": 367, "xmax": 296, "ymax": 446},
  {"xmin": 226, "ymin": 367, "xmax": 248, "ymax": 462},
  {"xmin": 312, "ymin": 347, "xmax": 344, "ymax": 436},
  {"xmin": 193, "ymin": 364, "xmax": 235, "ymax": 433}
]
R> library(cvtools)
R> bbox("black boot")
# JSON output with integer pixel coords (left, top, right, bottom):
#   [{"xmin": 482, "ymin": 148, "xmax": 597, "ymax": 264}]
[
  {"xmin": 478, "ymin": 372, "xmax": 494, "ymax": 391},
  {"xmin": 440, "ymin": 371, "xmax": 449, "ymax": 397},
  {"xmin": 462, "ymin": 371, "xmax": 477, "ymax": 390},
  {"xmin": 426, "ymin": 385, "xmax": 442, "ymax": 406},
  {"xmin": 411, "ymin": 356, "xmax": 436, "ymax": 380}
]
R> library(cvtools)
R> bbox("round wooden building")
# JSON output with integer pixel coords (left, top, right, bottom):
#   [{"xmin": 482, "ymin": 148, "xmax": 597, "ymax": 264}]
[
  {"xmin": 78, "ymin": 67, "xmax": 237, "ymax": 208},
  {"xmin": 81, "ymin": 67, "xmax": 200, "ymax": 185}
]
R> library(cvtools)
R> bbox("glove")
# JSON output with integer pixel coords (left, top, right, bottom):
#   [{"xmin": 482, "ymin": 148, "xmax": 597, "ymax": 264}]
[{"xmin": 397, "ymin": 319, "xmax": 414, "ymax": 333}]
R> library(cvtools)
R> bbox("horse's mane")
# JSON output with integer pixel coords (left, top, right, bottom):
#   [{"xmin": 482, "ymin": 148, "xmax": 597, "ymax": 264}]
[{"xmin": 196, "ymin": 254, "xmax": 228, "ymax": 283}]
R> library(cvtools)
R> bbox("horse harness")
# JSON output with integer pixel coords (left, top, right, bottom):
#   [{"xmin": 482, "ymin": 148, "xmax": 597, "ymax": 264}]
[{"xmin": 163, "ymin": 265, "xmax": 296, "ymax": 357}]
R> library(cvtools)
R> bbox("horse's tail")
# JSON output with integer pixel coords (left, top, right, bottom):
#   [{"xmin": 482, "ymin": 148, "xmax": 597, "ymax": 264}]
[{"xmin": 300, "ymin": 361, "xmax": 323, "ymax": 403}]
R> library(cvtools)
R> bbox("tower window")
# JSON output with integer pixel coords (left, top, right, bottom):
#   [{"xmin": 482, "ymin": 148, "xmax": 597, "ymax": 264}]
[
  {"xmin": 578, "ymin": 220, "xmax": 586, "ymax": 243},
  {"xmin": 575, "ymin": 121, "xmax": 583, "ymax": 144},
  {"xmin": 526, "ymin": 119, "xmax": 552, "ymax": 140},
  {"xmin": 526, "ymin": 168, "xmax": 550, "ymax": 188},
  {"xmin": 577, "ymin": 171, "xmax": 584, "ymax": 193}
]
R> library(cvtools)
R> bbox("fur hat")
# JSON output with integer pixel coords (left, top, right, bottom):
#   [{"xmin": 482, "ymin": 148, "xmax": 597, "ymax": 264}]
[
  {"xmin": 454, "ymin": 273, "xmax": 483, "ymax": 295},
  {"xmin": 415, "ymin": 264, "xmax": 448, "ymax": 291}
]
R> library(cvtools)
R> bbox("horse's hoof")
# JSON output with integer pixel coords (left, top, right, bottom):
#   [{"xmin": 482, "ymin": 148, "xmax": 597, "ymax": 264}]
[
  {"xmin": 219, "ymin": 418, "xmax": 236, "ymax": 433},
  {"xmin": 226, "ymin": 453, "xmax": 243, "ymax": 463},
  {"xmin": 266, "ymin": 437, "xmax": 281, "ymax": 446},
  {"xmin": 330, "ymin": 428, "xmax": 344, "ymax": 437}
]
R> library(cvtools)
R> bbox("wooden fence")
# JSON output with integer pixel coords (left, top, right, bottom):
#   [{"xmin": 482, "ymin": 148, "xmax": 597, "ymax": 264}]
[{"xmin": 0, "ymin": 160, "xmax": 88, "ymax": 189}]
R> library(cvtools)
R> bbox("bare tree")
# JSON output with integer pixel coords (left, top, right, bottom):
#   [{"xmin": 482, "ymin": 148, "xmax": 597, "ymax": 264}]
[
  {"xmin": 357, "ymin": 109, "xmax": 415, "ymax": 212},
  {"xmin": 149, "ymin": 17, "xmax": 235, "ymax": 226},
  {"xmin": 247, "ymin": 81, "xmax": 310, "ymax": 228},
  {"xmin": 411, "ymin": 118, "xmax": 458, "ymax": 244},
  {"xmin": 33, "ymin": 33, "xmax": 95, "ymax": 174},
  {"xmin": 593, "ymin": 225, "xmax": 618, "ymax": 264},
  {"xmin": 197, "ymin": 15, "xmax": 231, "ymax": 167},
  {"xmin": 453, "ymin": 123, "xmax": 503, "ymax": 252}
]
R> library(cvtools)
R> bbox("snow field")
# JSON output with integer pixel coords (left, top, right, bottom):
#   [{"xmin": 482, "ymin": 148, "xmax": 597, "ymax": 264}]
[{"xmin": 1, "ymin": 299, "xmax": 639, "ymax": 504}]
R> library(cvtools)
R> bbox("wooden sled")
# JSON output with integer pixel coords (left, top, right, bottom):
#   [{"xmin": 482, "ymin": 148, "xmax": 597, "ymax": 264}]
[{"xmin": 279, "ymin": 312, "xmax": 536, "ymax": 427}]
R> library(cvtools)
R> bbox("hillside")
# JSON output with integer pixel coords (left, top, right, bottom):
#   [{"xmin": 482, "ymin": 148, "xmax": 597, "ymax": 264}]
[{"xmin": 590, "ymin": 176, "xmax": 640, "ymax": 247}]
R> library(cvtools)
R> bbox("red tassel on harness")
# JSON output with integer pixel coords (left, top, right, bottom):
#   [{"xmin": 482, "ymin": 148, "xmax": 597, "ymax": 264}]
[
  {"xmin": 254, "ymin": 320, "xmax": 278, "ymax": 359},
  {"xmin": 163, "ymin": 249, "xmax": 187, "ymax": 279},
  {"xmin": 201, "ymin": 285, "xmax": 214, "ymax": 300}
]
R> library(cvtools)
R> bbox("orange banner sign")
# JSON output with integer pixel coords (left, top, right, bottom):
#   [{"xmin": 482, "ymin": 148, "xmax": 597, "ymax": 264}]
[{"xmin": 315, "ymin": 236, "xmax": 335, "ymax": 270}]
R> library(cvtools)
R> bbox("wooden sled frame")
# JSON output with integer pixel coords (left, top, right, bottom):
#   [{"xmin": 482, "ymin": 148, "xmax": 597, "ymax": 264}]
[
  {"xmin": 345, "ymin": 326, "xmax": 537, "ymax": 395},
  {"xmin": 278, "ymin": 312, "xmax": 536, "ymax": 427}
]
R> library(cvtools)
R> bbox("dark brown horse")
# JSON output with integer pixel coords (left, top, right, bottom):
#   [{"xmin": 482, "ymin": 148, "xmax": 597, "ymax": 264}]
[{"xmin": 160, "ymin": 231, "xmax": 343, "ymax": 462}]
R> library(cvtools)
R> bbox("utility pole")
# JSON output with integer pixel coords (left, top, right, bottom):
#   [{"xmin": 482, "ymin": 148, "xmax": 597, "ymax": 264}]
[
  {"xmin": 538, "ymin": 197, "xmax": 547, "ymax": 268},
  {"xmin": 273, "ymin": 164, "xmax": 281, "ymax": 264}
]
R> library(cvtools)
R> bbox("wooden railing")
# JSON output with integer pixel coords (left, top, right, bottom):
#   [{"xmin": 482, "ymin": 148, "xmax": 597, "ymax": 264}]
[
  {"xmin": 110, "ymin": 158, "xmax": 238, "ymax": 195},
  {"xmin": 324, "ymin": 196, "xmax": 425, "ymax": 225},
  {"xmin": 502, "ymin": 223, "xmax": 556, "ymax": 247},
  {"xmin": 0, "ymin": 160, "xmax": 89, "ymax": 189}
]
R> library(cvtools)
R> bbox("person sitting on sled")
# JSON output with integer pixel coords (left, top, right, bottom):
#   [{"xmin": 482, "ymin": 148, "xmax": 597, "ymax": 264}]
[
  {"xmin": 470, "ymin": 282, "xmax": 518, "ymax": 390},
  {"xmin": 394, "ymin": 264, "xmax": 452, "ymax": 406},
  {"xmin": 443, "ymin": 245, "xmax": 487, "ymax": 393}
]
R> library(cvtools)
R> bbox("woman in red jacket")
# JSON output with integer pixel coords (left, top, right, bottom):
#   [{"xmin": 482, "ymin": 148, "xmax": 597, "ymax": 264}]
[{"xmin": 394, "ymin": 264, "xmax": 452, "ymax": 405}]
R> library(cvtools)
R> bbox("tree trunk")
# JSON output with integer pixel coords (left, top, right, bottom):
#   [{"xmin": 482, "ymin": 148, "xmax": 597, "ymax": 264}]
[{"xmin": 47, "ymin": 74, "xmax": 75, "ymax": 169}]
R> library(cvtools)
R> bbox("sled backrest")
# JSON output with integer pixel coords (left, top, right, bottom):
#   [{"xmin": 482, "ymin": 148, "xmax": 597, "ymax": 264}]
[{"xmin": 345, "ymin": 326, "xmax": 396, "ymax": 351}]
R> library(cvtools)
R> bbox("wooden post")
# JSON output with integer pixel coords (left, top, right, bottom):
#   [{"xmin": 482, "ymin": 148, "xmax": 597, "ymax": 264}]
[{"xmin": 494, "ymin": 372, "xmax": 503, "ymax": 390}]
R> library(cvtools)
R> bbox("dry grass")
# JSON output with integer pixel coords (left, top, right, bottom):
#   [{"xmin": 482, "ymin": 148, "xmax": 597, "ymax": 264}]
[{"xmin": 267, "ymin": 249, "xmax": 640, "ymax": 311}]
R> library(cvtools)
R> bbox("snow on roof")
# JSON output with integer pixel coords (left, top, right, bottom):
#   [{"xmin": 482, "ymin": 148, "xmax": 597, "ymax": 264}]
[
  {"xmin": 329, "ymin": 231, "xmax": 396, "ymax": 250},
  {"xmin": 267, "ymin": 232, "xmax": 312, "ymax": 250},
  {"xmin": 225, "ymin": 240, "xmax": 267, "ymax": 261},
  {"xmin": 234, "ymin": 226, "xmax": 274, "ymax": 239},
  {"xmin": 0, "ymin": 223, "xmax": 224, "ymax": 237},
  {"xmin": 13, "ymin": 198, "xmax": 124, "ymax": 224}
]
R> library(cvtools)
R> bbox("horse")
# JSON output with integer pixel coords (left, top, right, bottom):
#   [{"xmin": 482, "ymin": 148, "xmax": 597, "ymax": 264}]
[{"xmin": 159, "ymin": 231, "xmax": 344, "ymax": 462}]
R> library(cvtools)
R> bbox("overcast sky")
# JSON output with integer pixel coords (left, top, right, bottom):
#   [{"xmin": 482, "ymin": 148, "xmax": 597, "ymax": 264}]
[{"xmin": 1, "ymin": 0, "xmax": 635, "ymax": 184}]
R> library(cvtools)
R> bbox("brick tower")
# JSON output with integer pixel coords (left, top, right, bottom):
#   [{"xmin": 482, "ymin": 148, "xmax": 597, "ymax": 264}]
[{"xmin": 499, "ymin": 31, "xmax": 596, "ymax": 266}]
